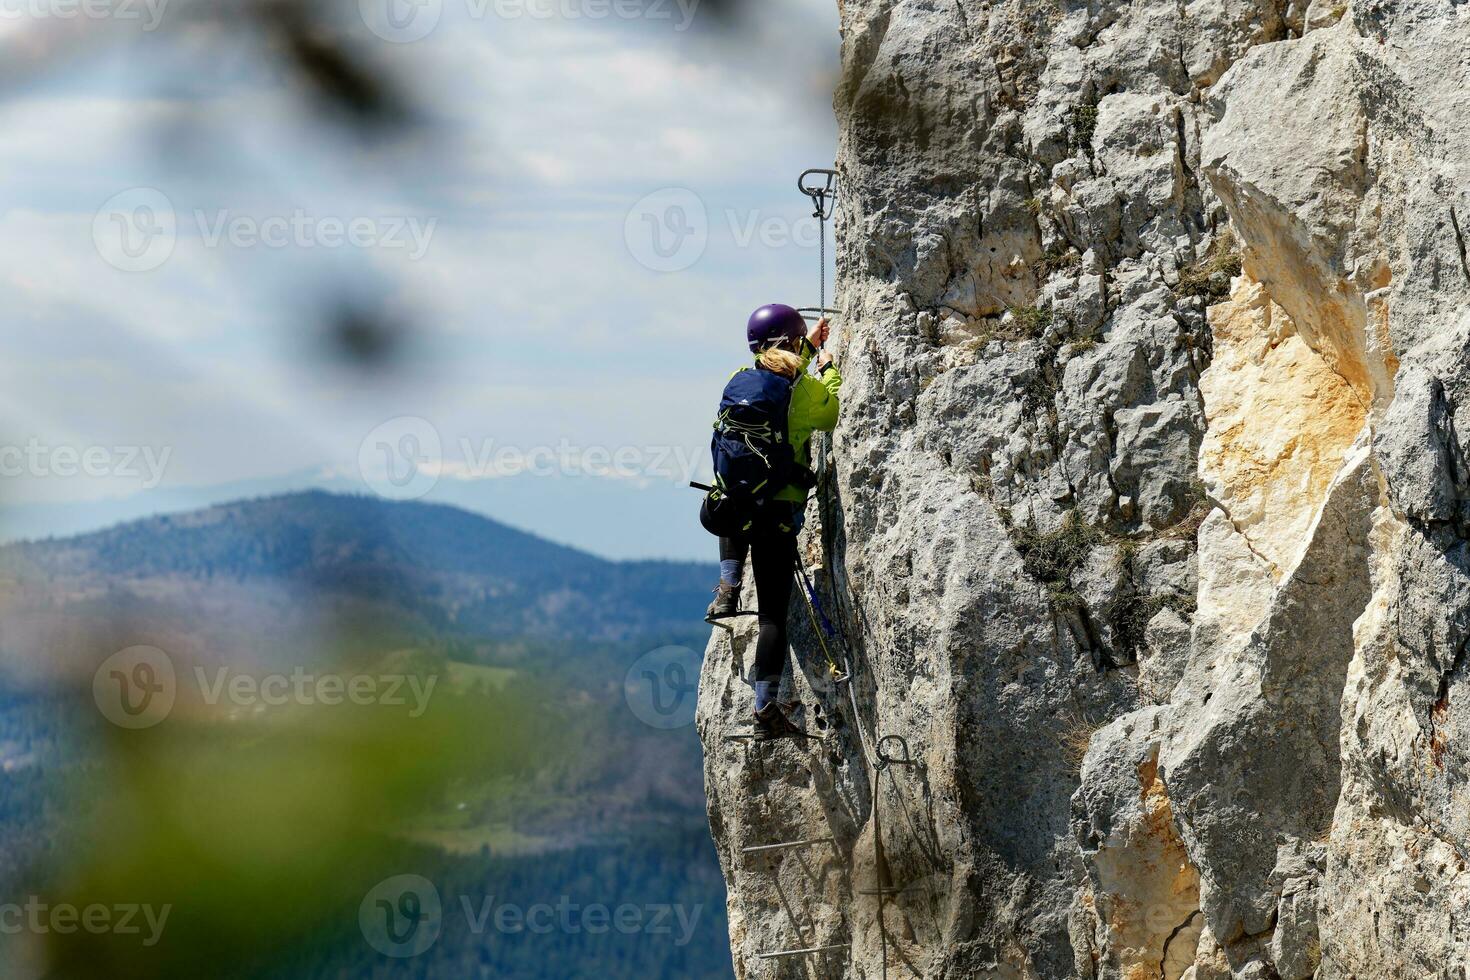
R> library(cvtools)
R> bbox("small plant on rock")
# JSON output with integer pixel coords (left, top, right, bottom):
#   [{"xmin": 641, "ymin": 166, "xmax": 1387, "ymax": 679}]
[
  {"xmin": 1038, "ymin": 242, "xmax": 1081, "ymax": 276},
  {"xmin": 1008, "ymin": 304, "xmax": 1054, "ymax": 339},
  {"xmin": 1175, "ymin": 229, "xmax": 1243, "ymax": 301},
  {"xmin": 1106, "ymin": 589, "xmax": 1193, "ymax": 659},
  {"xmin": 1163, "ymin": 479, "xmax": 1212, "ymax": 540},
  {"xmin": 1014, "ymin": 510, "xmax": 1102, "ymax": 606},
  {"xmin": 1058, "ymin": 712, "xmax": 1103, "ymax": 774},
  {"xmin": 1071, "ymin": 101, "xmax": 1099, "ymax": 154}
]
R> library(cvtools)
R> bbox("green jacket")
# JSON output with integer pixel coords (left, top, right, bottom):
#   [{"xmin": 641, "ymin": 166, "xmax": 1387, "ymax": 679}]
[{"xmin": 773, "ymin": 349, "xmax": 843, "ymax": 502}]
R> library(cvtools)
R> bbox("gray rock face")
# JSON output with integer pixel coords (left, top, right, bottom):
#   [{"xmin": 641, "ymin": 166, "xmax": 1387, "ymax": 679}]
[{"xmin": 697, "ymin": 0, "xmax": 1470, "ymax": 976}]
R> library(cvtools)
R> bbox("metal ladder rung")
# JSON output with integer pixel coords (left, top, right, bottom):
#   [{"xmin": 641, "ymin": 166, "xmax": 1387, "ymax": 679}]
[
  {"xmin": 741, "ymin": 836, "xmax": 835, "ymax": 856},
  {"xmin": 706, "ymin": 611, "xmax": 757, "ymax": 631},
  {"xmin": 722, "ymin": 734, "xmax": 830, "ymax": 742},
  {"xmin": 758, "ymin": 942, "xmax": 849, "ymax": 960}
]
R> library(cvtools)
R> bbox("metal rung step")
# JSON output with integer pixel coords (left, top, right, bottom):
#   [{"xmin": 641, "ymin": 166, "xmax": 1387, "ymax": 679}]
[
  {"xmin": 706, "ymin": 611, "xmax": 757, "ymax": 630},
  {"xmin": 758, "ymin": 943, "xmax": 849, "ymax": 960},
  {"xmin": 742, "ymin": 836, "xmax": 835, "ymax": 856},
  {"xmin": 723, "ymin": 730, "xmax": 829, "ymax": 742}
]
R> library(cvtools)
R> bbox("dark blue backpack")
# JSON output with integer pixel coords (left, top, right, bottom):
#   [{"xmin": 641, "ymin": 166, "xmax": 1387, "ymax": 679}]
[{"xmin": 700, "ymin": 367, "xmax": 810, "ymax": 536}]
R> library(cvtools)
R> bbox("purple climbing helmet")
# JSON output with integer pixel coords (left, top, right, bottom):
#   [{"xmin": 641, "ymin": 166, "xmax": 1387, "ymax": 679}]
[{"xmin": 746, "ymin": 303, "xmax": 807, "ymax": 353}]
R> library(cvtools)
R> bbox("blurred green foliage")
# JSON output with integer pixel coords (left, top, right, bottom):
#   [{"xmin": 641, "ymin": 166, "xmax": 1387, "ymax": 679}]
[{"xmin": 36, "ymin": 662, "xmax": 541, "ymax": 978}]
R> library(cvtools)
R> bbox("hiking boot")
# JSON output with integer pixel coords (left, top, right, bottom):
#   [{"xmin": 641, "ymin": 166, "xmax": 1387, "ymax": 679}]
[
  {"xmin": 706, "ymin": 582, "xmax": 741, "ymax": 621},
  {"xmin": 753, "ymin": 703, "xmax": 810, "ymax": 741}
]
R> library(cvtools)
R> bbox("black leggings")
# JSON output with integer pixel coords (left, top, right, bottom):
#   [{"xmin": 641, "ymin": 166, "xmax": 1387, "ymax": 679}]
[{"xmin": 720, "ymin": 522, "xmax": 798, "ymax": 684}]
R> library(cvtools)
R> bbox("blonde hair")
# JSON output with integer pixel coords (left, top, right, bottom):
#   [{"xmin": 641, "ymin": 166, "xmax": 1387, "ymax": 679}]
[{"xmin": 757, "ymin": 345, "xmax": 804, "ymax": 378}]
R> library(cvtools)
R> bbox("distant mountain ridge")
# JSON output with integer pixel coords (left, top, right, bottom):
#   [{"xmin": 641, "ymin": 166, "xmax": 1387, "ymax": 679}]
[
  {"xmin": 0, "ymin": 469, "xmax": 709, "ymax": 561},
  {"xmin": 1, "ymin": 491, "xmax": 712, "ymax": 649}
]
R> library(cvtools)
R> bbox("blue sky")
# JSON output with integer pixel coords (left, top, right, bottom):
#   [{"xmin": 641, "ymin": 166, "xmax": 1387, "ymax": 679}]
[{"xmin": 0, "ymin": 0, "xmax": 840, "ymax": 560}]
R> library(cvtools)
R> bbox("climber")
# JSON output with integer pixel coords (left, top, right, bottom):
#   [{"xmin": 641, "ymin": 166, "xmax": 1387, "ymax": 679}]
[{"xmin": 699, "ymin": 303, "xmax": 842, "ymax": 740}]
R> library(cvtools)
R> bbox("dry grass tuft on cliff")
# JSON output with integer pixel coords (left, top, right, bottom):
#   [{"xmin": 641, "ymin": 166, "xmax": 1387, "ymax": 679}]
[
  {"xmin": 1013, "ymin": 511, "xmax": 1102, "ymax": 608},
  {"xmin": 1175, "ymin": 230, "xmax": 1243, "ymax": 301}
]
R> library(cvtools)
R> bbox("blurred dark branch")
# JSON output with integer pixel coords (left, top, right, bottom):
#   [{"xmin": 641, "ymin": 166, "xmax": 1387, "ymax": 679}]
[
  {"xmin": 0, "ymin": 0, "xmax": 417, "ymax": 137},
  {"xmin": 252, "ymin": 0, "xmax": 415, "ymax": 133}
]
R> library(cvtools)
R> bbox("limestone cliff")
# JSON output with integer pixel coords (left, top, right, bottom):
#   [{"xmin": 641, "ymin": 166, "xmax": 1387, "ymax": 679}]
[{"xmin": 697, "ymin": 0, "xmax": 1470, "ymax": 976}]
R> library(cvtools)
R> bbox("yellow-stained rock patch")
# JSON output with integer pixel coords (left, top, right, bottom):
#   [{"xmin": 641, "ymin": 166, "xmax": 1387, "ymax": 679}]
[
  {"xmin": 1199, "ymin": 273, "xmax": 1369, "ymax": 580},
  {"xmin": 1091, "ymin": 752, "xmax": 1202, "ymax": 980}
]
